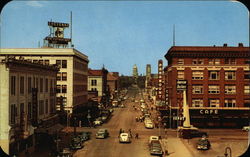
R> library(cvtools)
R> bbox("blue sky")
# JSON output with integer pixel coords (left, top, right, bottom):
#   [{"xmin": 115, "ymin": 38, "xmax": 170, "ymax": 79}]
[{"xmin": 0, "ymin": 0, "xmax": 249, "ymax": 75}]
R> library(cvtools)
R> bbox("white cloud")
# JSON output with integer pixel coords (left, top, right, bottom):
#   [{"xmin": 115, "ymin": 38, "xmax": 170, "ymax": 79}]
[{"xmin": 26, "ymin": 1, "xmax": 43, "ymax": 8}]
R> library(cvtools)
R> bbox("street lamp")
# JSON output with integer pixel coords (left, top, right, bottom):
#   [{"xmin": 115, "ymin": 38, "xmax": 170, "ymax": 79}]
[
  {"xmin": 87, "ymin": 110, "xmax": 91, "ymax": 127},
  {"xmin": 73, "ymin": 117, "xmax": 77, "ymax": 137}
]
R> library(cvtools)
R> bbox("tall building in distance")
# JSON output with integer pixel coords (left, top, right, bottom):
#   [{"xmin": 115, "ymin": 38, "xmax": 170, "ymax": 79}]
[
  {"xmin": 145, "ymin": 64, "xmax": 151, "ymax": 89},
  {"xmin": 162, "ymin": 43, "xmax": 250, "ymax": 128},
  {"xmin": 133, "ymin": 64, "xmax": 138, "ymax": 78}
]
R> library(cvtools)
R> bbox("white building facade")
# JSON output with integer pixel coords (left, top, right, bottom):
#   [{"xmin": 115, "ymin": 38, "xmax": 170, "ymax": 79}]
[{"xmin": 0, "ymin": 48, "xmax": 89, "ymax": 114}]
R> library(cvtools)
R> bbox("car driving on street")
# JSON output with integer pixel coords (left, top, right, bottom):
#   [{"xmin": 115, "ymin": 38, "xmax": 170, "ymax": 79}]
[
  {"xmin": 119, "ymin": 133, "xmax": 131, "ymax": 143},
  {"xmin": 149, "ymin": 140, "xmax": 163, "ymax": 156}
]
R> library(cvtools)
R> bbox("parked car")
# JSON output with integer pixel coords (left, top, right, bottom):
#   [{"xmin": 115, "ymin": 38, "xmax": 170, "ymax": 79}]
[
  {"xmin": 242, "ymin": 126, "xmax": 250, "ymax": 131},
  {"xmin": 149, "ymin": 140, "xmax": 163, "ymax": 155},
  {"xmin": 179, "ymin": 128, "xmax": 208, "ymax": 139},
  {"xmin": 149, "ymin": 136, "xmax": 159, "ymax": 144},
  {"xmin": 58, "ymin": 148, "xmax": 73, "ymax": 157},
  {"xmin": 120, "ymin": 104, "xmax": 125, "ymax": 108},
  {"xmin": 78, "ymin": 131, "xmax": 91, "ymax": 142},
  {"xmin": 70, "ymin": 137, "xmax": 83, "ymax": 150},
  {"xmin": 96, "ymin": 129, "xmax": 109, "ymax": 139},
  {"xmin": 119, "ymin": 133, "xmax": 131, "ymax": 143},
  {"xmin": 93, "ymin": 118, "xmax": 103, "ymax": 126},
  {"xmin": 197, "ymin": 137, "xmax": 211, "ymax": 150}
]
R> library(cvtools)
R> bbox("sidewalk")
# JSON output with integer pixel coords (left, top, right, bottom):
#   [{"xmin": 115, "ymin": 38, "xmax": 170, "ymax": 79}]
[{"xmin": 161, "ymin": 137, "xmax": 193, "ymax": 157}]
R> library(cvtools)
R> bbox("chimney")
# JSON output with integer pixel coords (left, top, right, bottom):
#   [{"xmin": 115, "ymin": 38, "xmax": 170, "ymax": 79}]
[
  {"xmin": 223, "ymin": 43, "xmax": 227, "ymax": 47},
  {"xmin": 238, "ymin": 43, "xmax": 243, "ymax": 47}
]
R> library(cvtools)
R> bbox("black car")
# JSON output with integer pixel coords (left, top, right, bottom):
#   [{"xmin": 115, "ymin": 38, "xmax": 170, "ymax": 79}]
[
  {"xmin": 78, "ymin": 131, "xmax": 91, "ymax": 142},
  {"xmin": 179, "ymin": 128, "xmax": 208, "ymax": 139},
  {"xmin": 197, "ymin": 138, "xmax": 211, "ymax": 150},
  {"xmin": 70, "ymin": 137, "xmax": 83, "ymax": 150}
]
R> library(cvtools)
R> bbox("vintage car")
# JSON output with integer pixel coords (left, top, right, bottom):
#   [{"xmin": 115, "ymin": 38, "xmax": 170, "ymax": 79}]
[
  {"xmin": 197, "ymin": 137, "xmax": 211, "ymax": 150},
  {"xmin": 78, "ymin": 131, "xmax": 91, "ymax": 142},
  {"xmin": 70, "ymin": 137, "xmax": 83, "ymax": 150},
  {"xmin": 119, "ymin": 133, "xmax": 131, "ymax": 143},
  {"xmin": 149, "ymin": 140, "xmax": 163, "ymax": 155},
  {"xmin": 96, "ymin": 129, "xmax": 109, "ymax": 139}
]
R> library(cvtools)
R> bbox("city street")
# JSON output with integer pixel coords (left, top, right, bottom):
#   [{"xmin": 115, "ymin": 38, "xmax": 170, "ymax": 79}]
[{"xmin": 65, "ymin": 87, "xmax": 249, "ymax": 157}]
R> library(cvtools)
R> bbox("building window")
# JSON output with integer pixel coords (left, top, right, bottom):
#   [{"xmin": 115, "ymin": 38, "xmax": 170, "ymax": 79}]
[
  {"xmin": 62, "ymin": 85, "xmax": 67, "ymax": 93},
  {"xmin": 91, "ymin": 88, "xmax": 97, "ymax": 91},
  {"xmin": 11, "ymin": 76, "xmax": 16, "ymax": 95},
  {"xmin": 177, "ymin": 71, "xmax": 184, "ymax": 79},
  {"xmin": 208, "ymin": 85, "xmax": 220, "ymax": 94},
  {"xmin": 244, "ymin": 85, "xmax": 250, "ymax": 94},
  {"xmin": 225, "ymin": 85, "xmax": 236, "ymax": 94},
  {"xmin": 209, "ymin": 71, "xmax": 219, "ymax": 80},
  {"xmin": 91, "ymin": 80, "xmax": 97, "ymax": 86},
  {"xmin": 50, "ymin": 99, "xmax": 55, "ymax": 113},
  {"xmin": 225, "ymin": 71, "xmax": 236, "ymax": 80},
  {"xmin": 245, "ymin": 59, "xmax": 250, "ymax": 65},
  {"xmin": 56, "ymin": 85, "xmax": 61, "ymax": 93},
  {"xmin": 20, "ymin": 76, "xmax": 25, "ymax": 94},
  {"xmin": 28, "ymin": 102, "xmax": 32, "ymax": 120},
  {"xmin": 57, "ymin": 72, "xmax": 61, "ymax": 81},
  {"xmin": 62, "ymin": 72, "xmax": 67, "ymax": 81},
  {"xmin": 224, "ymin": 99, "xmax": 236, "ymax": 107},
  {"xmin": 192, "ymin": 85, "xmax": 203, "ymax": 94},
  {"xmin": 192, "ymin": 59, "xmax": 204, "ymax": 65},
  {"xmin": 177, "ymin": 59, "xmax": 184, "ymax": 65},
  {"xmin": 44, "ymin": 60, "xmax": 50, "ymax": 65},
  {"xmin": 192, "ymin": 71, "xmax": 203, "ymax": 80},
  {"xmin": 36, "ymin": 78, "xmax": 39, "ymax": 89},
  {"xmin": 244, "ymin": 71, "xmax": 250, "ymax": 80},
  {"xmin": 33, "ymin": 60, "xmax": 38, "ymax": 63},
  {"xmin": 45, "ymin": 99, "xmax": 49, "ymax": 114},
  {"xmin": 40, "ymin": 78, "xmax": 43, "ymax": 92},
  {"xmin": 10, "ymin": 104, "xmax": 16, "ymax": 124},
  {"xmin": 39, "ymin": 60, "xmax": 43, "ymax": 64},
  {"xmin": 209, "ymin": 58, "xmax": 220, "ymax": 65},
  {"xmin": 192, "ymin": 99, "xmax": 203, "ymax": 107},
  {"xmin": 45, "ymin": 78, "xmax": 48, "ymax": 93},
  {"xmin": 209, "ymin": 99, "xmax": 220, "ymax": 107},
  {"xmin": 28, "ymin": 77, "xmax": 32, "ymax": 93},
  {"xmin": 225, "ymin": 58, "xmax": 236, "ymax": 65},
  {"xmin": 244, "ymin": 99, "xmax": 250, "ymax": 107},
  {"xmin": 62, "ymin": 60, "xmax": 67, "ymax": 68},
  {"xmin": 56, "ymin": 60, "xmax": 61, "ymax": 68},
  {"xmin": 39, "ymin": 100, "xmax": 44, "ymax": 115}
]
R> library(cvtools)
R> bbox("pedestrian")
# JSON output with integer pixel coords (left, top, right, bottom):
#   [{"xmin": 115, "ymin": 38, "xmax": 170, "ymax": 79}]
[
  {"xmin": 135, "ymin": 133, "xmax": 139, "ymax": 139},
  {"xmin": 119, "ymin": 128, "xmax": 123, "ymax": 134},
  {"xmin": 129, "ymin": 129, "xmax": 133, "ymax": 138}
]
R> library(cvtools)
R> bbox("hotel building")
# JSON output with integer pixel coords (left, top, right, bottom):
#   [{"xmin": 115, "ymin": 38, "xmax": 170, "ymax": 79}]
[
  {"xmin": 0, "ymin": 48, "xmax": 89, "ymax": 114},
  {"xmin": 0, "ymin": 57, "xmax": 58, "ymax": 155},
  {"xmin": 163, "ymin": 43, "xmax": 250, "ymax": 128}
]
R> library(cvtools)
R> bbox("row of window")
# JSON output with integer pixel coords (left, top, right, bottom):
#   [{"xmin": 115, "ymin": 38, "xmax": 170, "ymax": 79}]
[
  {"xmin": 192, "ymin": 85, "xmax": 250, "ymax": 94},
  {"xmin": 57, "ymin": 72, "xmax": 67, "ymax": 81},
  {"xmin": 56, "ymin": 85, "xmax": 67, "ymax": 93},
  {"xmin": 30, "ymin": 59, "xmax": 67, "ymax": 68},
  {"xmin": 177, "ymin": 58, "xmax": 250, "ymax": 65},
  {"xmin": 10, "ymin": 99, "xmax": 55, "ymax": 125},
  {"xmin": 10, "ymin": 76, "xmax": 56, "ymax": 96},
  {"xmin": 177, "ymin": 71, "xmax": 250, "ymax": 80},
  {"xmin": 191, "ymin": 99, "xmax": 250, "ymax": 108}
]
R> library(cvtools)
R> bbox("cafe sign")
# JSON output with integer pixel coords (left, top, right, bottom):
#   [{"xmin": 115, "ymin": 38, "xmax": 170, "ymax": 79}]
[{"xmin": 199, "ymin": 109, "xmax": 218, "ymax": 115}]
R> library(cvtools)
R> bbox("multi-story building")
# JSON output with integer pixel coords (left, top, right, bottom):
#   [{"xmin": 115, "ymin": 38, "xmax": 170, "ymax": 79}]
[
  {"xmin": 163, "ymin": 43, "xmax": 250, "ymax": 128},
  {"xmin": 0, "ymin": 57, "xmax": 58, "ymax": 155},
  {"xmin": 0, "ymin": 48, "xmax": 89, "ymax": 114},
  {"xmin": 107, "ymin": 72, "xmax": 119, "ymax": 100}
]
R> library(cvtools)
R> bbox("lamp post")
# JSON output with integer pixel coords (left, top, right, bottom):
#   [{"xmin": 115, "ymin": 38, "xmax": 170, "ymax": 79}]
[
  {"xmin": 87, "ymin": 110, "xmax": 91, "ymax": 127},
  {"xmin": 73, "ymin": 117, "xmax": 77, "ymax": 137}
]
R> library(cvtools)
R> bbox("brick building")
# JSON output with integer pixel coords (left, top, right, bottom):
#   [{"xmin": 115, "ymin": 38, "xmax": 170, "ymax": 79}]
[{"xmin": 162, "ymin": 43, "xmax": 250, "ymax": 128}]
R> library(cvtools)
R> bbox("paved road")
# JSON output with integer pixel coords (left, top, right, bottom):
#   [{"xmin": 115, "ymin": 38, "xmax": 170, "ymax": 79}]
[{"xmin": 74, "ymin": 87, "xmax": 161, "ymax": 157}]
